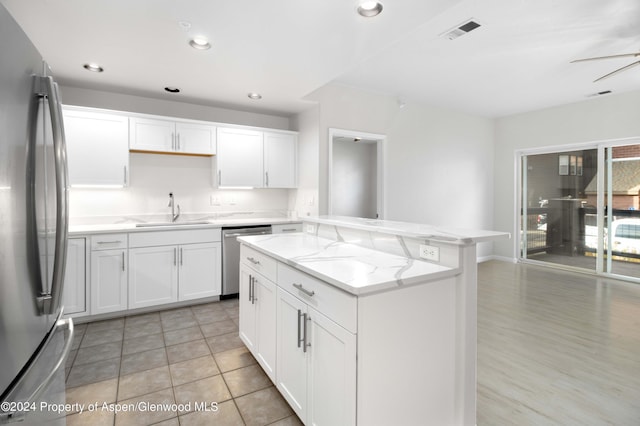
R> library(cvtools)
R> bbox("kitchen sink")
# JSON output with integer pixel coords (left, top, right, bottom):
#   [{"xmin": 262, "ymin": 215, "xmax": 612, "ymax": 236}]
[{"xmin": 135, "ymin": 221, "xmax": 210, "ymax": 227}]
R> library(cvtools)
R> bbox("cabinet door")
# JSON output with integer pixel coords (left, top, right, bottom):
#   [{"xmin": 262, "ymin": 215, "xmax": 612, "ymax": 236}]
[
  {"xmin": 175, "ymin": 122, "xmax": 216, "ymax": 155},
  {"xmin": 63, "ymin": 238, "xmax": 86, "ymax": 316},
  {"xmin": 254, "ymin": 274, "xmax": 277, "ymax": 382},
  {"xmin": 308, "ymin": 308, "xmax": 357, "ymax": 426},
  {"xmin": 217, "ymin": 127, "xmax": 264, "ymax": 187},
  {"xmin": 178, "ymin": 242, "xmax": 221, "ymax": 300},
  {"xmin": 128, "ymin": 246, "xmax": 178, "ymax": 309},
  {"xmin": 129, "ymin": 117, "xmax": 175, "ymax": 153},
  {"xmin": 264, "ymin": 132, "xmax": 296, "ymax": 188},
  {"xmin": 91, "ymin": 249, "xmax": 127, "ymax": 315},
  {"xmin": 276, "ymin": 287, "xmax": 308, "ymax": 421},
  {"xmin": 63, "ymin": 108, "xmax": 129, "ymax": 186},
  {"xmin": 239, "ymin": 265, "xmax": 257, "ymax": 352}
]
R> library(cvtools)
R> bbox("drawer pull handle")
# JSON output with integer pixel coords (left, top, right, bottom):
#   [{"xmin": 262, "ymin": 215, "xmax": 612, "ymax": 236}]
[
  {"xmin": 303, "ymin": 312, "xmax": 310, "ymax": 353},
  {"xmin": 297, "ymin": 309, "xmax": 303, "ymax": 348},
  {"xmin": 281, "ymin": 228, "xmax": 297, "ymax": 232},
  {"xmin": 96, "ymin": 240, "xmax": 122, "ymax": 245},
  {"xmin": 247, "ymin": 257, "xmax": 260, "ymax": 265},
  {"xmin": 293, "ymin": 283, "xmax": 315, "ymax": 297}
]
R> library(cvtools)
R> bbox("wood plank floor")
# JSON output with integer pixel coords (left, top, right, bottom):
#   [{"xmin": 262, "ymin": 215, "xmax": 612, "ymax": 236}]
[{"xmin": 477, "ymin": 260, "xmax": 640, "ymax": 425}]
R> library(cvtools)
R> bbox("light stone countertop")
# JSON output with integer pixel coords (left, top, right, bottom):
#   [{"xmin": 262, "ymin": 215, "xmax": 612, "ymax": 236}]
[
  {"xmin": 68, "ymin": 216, "xmax": 300, "ymax": 235},
  {"xmin": 238, "ymin": 233, "xmax": 461, "ymax": 296},
  {"xmin": 305, "ymin": 215, "xmax": 510, "ymax": 244}
]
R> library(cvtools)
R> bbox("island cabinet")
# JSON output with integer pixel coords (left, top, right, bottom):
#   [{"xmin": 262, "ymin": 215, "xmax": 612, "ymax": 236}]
[
  {"xmin": 128, "ymin": 229, "xmax": 221, "ymax": 309},
  {"xmin": 238, "ymin": 245, "xmax": 277, "ymax": 381},
  {"xmin": 275, "ymin": 264, "xmax": 356, "ymax": 426}
]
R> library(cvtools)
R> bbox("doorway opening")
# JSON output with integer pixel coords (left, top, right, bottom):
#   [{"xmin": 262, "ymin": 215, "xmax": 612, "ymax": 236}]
[{"xmin": 328, "ymin": 128, "xmax": 385, "ymax": 219}]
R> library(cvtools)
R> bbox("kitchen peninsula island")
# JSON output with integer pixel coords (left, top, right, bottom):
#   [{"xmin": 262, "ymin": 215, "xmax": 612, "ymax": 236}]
[{"xmin": 238, "ymin": 216, "xmax": 508, "ymax": 426}]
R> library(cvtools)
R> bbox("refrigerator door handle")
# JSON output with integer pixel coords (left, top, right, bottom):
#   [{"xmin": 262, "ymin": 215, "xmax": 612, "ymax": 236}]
[
  {"xmin": 37, "ymin": 76, "xmax": 69, "ymax": 315},
  {"xmin": 0, "ymin": 317, "xmax": 74, "ymax": 424}
]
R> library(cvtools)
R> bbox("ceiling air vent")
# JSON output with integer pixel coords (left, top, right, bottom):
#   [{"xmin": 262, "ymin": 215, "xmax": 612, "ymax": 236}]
[{"xmin": 442, "ymin": 19, "xmax": 481, "ymax": 41}]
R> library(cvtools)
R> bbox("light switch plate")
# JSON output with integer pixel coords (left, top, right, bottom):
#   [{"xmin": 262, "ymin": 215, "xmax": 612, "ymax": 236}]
[{"xmin": 419, "ymin": 244, "xmax": 440, "ymax": 262}]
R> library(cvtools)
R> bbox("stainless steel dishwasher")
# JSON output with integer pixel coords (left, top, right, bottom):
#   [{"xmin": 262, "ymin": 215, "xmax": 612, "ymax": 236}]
[{"xmin": 221, "ymin": 225, "xmax": 272, "ymax": 297}]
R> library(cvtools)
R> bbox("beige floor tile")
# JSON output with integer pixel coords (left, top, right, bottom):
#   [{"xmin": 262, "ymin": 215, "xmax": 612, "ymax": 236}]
[
  {"xmin": 214, "ymin": 346, "xmax": 257, "ymax": 373},
  {"xmin": 80, "ymin": 328, "xmax": 123, "ymax": 349},
  {"xmin": 199, "ymin": 319, "xmax": 238, "ymax": 337},
  {"xmin": 120, "ymin": 347, "xmax": 167, "ymax": 376},
  {"xmin": 163, "ymin": 325, "xmax": 203, "ymax": 346},
  {"xmin": 173, "ymin": 375, "xmax": 232, "ymax": 414},
  {"xmin": 169, "ymin": 355, "xmax": 220, "ymax": 386},
  {"xmin": 114, "ymin": 388, "xmax": 177, "ymax": 426},
  {"xmin": 123, "ymin": 321, "xmax": 162, "ymax": 340},
  {"xmin": 152, "ymin": 418, "xmax": 180, "ymax": 426},
  {"xmin": 165, "ymin": 339, "xmax": 211, "ymax": 364},
  {"xmin": 235, "ymin": 387, "xmax": 293, "ymax": 426},
  {"xmin": 74, "ymin": 341, "xmax": 122, "ymax": 366},
  {"xmin": 269, "ymin": 415, "xmax": 304, "ymax": 426},
  {"xmin": 178, "ymin": 400, "xmax": 243, "ymax": 426},
  {"xmin": 122, "ymin": 332, "xmax": 164, "ymax": 355},
  {"xmin": 162, "ymin": 315, "xmax": 199, "ymax": 332},
  {"xmin": 66, "ymin": 378, "xmax": 118, "ymax": 412},
  {"xmin": 193, "ymin": 309, "xmax": 230, "ymax": 325},
  {"xmin": 124, "ymin": 312, "xmax": 160, "ymax": 328},
  {"xmin": 66, "ymin": 409, "xmax": 114, "ymax": 426},
  {"xmin": 66, "ymin": 358, "xmax": 120, "ymax": 388},
  {"xmin": 85, "ymin": 317, "xmax": 124, "ymax": 333},
  {"xmin": 223, "ymin": 364, "xmax": 271, "ymax": 398},
  {"xmin": 206, "ymin": 332, "xmax": 244, "ymax": 354},
  {"xmin": 118, "ymin": 365, "xmax": 172, "ymax": 401}
]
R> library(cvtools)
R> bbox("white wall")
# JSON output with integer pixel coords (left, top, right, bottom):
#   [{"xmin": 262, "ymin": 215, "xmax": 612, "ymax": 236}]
[
  {"xmin": 304, "ymin": 83, "xmax": 496, "ymax": 258},
  {"xmin": 289, "ymin": 105, "xmax": 320, "ymax": 218},
  {"xmin": 61, "ymin": 85, "xmax": 294, "ymax": 220},
  {"xmin": 494, "ymin": 89, "xmax": 640, "ymax": 259}
]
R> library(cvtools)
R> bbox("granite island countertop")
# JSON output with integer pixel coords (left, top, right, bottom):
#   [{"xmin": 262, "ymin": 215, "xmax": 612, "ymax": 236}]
[{"xmin": 238, "ymin": 233, "xmax": 461, "ymax": 296}]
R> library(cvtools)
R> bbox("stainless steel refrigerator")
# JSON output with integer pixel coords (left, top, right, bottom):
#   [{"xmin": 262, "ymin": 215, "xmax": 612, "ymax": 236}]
[{"xmin": 0, "ymin": 4, "xmax": 74, "ymax": 425}]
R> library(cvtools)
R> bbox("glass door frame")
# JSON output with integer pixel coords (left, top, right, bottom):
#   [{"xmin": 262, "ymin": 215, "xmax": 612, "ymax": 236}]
[{"xmin": 516, "ymin": 137, "xmax": 640, "ymax": 283}]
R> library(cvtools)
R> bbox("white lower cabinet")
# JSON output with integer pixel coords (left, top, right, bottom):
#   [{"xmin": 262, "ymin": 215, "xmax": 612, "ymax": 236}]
[
  {"xmin": 238, "ymin": 247, "xmax": 356, "ymax": 426},
  {"xmin": 63, "ymin": 238, "xmax": 87, "ymax": 316},
  {"xmin": 90, "ymin": 247, "xmax": 128, "ymax": 315},
  {"xmin": 239, "ymin": 264, "xmax": 277, "ymax": 381},
  {"xmin": 128, "ymin": 229, "xmax": 222, "ymax": 310},
  {"xmin": 128, "ymin": 246, "xmax": 178, "ymax": 309},
  {"xmin": 178, "ymin": 242, "xmax": 222, "ymax": 301},
  {"xmin": 275, "ymin": 287, "xmax": 356, "ymax": 426}
]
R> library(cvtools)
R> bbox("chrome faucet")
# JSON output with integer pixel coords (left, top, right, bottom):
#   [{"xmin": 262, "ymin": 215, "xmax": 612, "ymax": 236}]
[{"xmin": 168, "ymin": 192, "xmax": 180, "ymax": 222}]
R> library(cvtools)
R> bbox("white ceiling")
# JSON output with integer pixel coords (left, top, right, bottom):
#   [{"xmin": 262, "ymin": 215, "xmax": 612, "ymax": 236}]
[{"xmin": 3, "ymin": 0, "xmax": 640, "ymax": 118}]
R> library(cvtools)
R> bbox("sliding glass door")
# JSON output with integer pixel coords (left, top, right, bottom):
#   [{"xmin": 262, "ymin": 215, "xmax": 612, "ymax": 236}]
[{"xmin": 520, "ymin": 140, "xmax": 640, "ymax": 281}]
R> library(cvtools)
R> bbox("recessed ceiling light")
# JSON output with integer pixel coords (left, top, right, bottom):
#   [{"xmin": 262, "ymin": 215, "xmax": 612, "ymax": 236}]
[
  {"xmin": 247, "ymin": 92, "xmax": 262, "ymax": 100},
  {"xmin": 164, "ymin": 87, "xmax": 180, "ymax": 93},
  {"xmin": 357, "ymin": 1, "xmax": 383, "ymax": 17},
  {"xmin": 189, "ymin": 37, "xmax": 211, "ymax": 50},
  {"xmin": 83, "ymin": 63, "xmax": 104, "ymax": 73}
]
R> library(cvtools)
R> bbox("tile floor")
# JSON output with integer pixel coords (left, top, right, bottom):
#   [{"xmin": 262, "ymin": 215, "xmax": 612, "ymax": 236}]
[{"xmin": 64, "ymin": 298, "xmax": 302, "ymax": 426}]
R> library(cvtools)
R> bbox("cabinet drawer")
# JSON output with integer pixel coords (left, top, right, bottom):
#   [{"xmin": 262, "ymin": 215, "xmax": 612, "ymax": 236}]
[
  {"xmin": 278, "ymin": 263, "xmax": 356, "ymax": 333},
  {"xmin": 129, "ymin": 228, "xmax": 221, "ymax": 248},
  {"xmin": 91, "ymin": 234, "xmax": 127, "ymax": 250},
  {"xmin": 240, "ymin": 245, "xmax": 277, "ymax": 283},
  {"xmin": 271, "ymin": 223, "xmax": 302, "ymax": 234}
]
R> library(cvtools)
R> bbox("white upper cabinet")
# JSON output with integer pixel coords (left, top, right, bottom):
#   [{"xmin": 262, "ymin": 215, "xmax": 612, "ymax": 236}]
[
  {"xmin": 217, "ymin": 127, "xmax": 264, "ymax": 187},
  {"xmin": 130, "ymin": 117, "xmax": 216, "ymax": 156},
  {"xmin": 63, "ymin": 107, "xmax": 129, "ymax": 187},
  {"xmin": 217, "ymin": 127, "xmax": 297, "ymax": 188},
  {"xmin": 264, "ymin": 132, "xmax": 297, "ymax": 188}
]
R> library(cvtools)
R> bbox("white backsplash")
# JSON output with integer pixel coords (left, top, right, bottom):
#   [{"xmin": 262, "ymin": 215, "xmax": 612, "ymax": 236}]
[{"xmin": 69, "ymin": 152, "xmax": 292, "ymax": 223}]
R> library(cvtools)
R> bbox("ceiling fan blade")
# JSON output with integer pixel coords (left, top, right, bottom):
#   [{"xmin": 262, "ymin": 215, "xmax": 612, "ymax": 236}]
[
  {"xmin": 571, "ymin": 52, "xmax": 640, "ymax": 63},
  {"xmin": 594, "ymin": 60, "xmax": 640, "ymax": 82}
]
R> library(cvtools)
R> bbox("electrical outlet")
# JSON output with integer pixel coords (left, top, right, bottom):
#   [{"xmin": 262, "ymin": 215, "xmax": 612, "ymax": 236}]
[
  {"xmin": 306, "ymin": 224, "xmax": 316, "ymax": 234},
  {"xmin": 419, "ymin": 244, "xmax": 440, "ymax": 262},
  {"xmin": 210, "ymin": 195, "xmax": 221, "ymax": 206}
]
